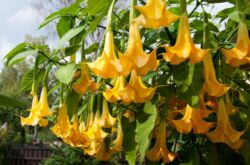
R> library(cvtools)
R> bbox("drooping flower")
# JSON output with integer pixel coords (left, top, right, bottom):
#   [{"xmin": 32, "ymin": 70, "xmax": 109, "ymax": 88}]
[
  {"xmin": 99, "ymin": 100, "xmax": 116, "ymax": 128},
  {"xmin": 110, "ymin": 121, "xmax": 123, "ymax": 152},
  {"xmin": 65, "ymin": 114, "xmax": 90, "ymax": 148},
  {"xmin": 103, "ymin": 76, "xmax": 134, "ymax": 103},
  {"xmin": 123, "ymin": 22, "xmax": 159, "ymax": 75},
  {"xmin": 127, "ymin": 70, "xmax": 155, "ymax": 103},
  {"xmin": 222, "ymin": 22, "xmax": 250, "ymax": 67},
  {"xmin": 172, "ymin": 105, "xmax": 213, "ymax": 134},
  {"xmin": 203, "ymin": 54, "xmax": 229, "ymax": 97},
  {"xmin": 21, "ymin": 87, "xmax": 52, "ymax": 127},
  {"xmin": 134, "ymin": 0, "xmax": 179, "ymax": 29},
  {"xmin": 51, "ymin": 105, "xmax": 71, "ymax": 139},
  {"xmin": 73, "ymin": 64, "xmax": 99, "ymax": 95},
  {"xmin": 88, "ymin": 31, "xmax": 133, "ymax": 79},
  {"xmin": 146, "ymin": 121, "xmax": 177, "ymax": 163},
  {"xmin": 206, "ymin": 99, "xmax": 245, "ymax": 150},
  {"xmin": 163, "ymin": 14, "xmax": 209, "ymax": 65}
]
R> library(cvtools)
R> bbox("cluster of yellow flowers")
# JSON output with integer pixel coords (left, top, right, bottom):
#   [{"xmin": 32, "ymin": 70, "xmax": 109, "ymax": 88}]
[{"xmin": 20, "ymin": 0, "xmax": 249, "ymax": 163}]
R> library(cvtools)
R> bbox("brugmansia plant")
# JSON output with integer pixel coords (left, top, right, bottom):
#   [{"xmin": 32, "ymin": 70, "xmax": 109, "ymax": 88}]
[{"xmin": 4, "ymin": 0, "xmax": 250, "ymax": 164}]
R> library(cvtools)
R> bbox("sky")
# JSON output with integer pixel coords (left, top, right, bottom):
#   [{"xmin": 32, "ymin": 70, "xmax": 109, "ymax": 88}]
[{"xmin": 0, "ymin": 0, "xmax": 45, "ymax": 68}]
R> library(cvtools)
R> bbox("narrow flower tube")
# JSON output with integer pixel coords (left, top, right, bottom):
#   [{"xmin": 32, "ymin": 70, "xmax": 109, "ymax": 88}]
[
  {"xmin": 206, "ymin": 99, "xmax": 245, "ymax": 150},
  {"xmin": 134, "ymin": 0, "xmax": 179, "ymax": 29},
  {"xmin": 88, "ymin": 31, "xmax": 133, "ymax": 79},
  {"xmin": 146, "ymin": 121, "xmax": 177, "ymax": 163},
  {"xmin": 222, "ymin": 22, "xmax": 250, "ymax": 67},
  {"xmin": 123, "ymin": 22, "xmax": 159, "ymax": 75},
  {"xmin": 225, "ymin": 94, "xmax": 238, "ymax": 115},
  {"xmin": 172, "ymin": 105, "xmax": 213, "ymax": 134},
  {"xmin": 128, "ymin": 70, "xmax": 155, "ymax": 103},
  {"xmin": 99, "ymin": 100, "xmax": 116, "ymax": 128},
  {"xmin": 110, "ymin": 121, "xmax": 123, "ymax": 152},
  {"xmin": 163, "ymin": 14, "xmax": 209, "ymax": 65},
  {"xmin": 203, "ymin": 54, "xmax": 229, "ymax": 97}
]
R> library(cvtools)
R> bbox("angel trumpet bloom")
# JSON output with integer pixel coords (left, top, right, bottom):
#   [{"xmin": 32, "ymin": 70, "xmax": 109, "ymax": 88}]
[
  {"xmin": 134, "ymin": 0, "xmax": 179, "ymax": 29},
  {"xmin": 21, "ymin": 87, "xmax": 52, "ymax": 127},
  {"xmin": 99, "ymin": 100, "xmax": 116, "ymax": 128},
  {"xmin": 206, "ymin": 99, "xmax": 245, "ymax": 150},
  {"xmin": 65, "ymin": 114, "xmax": 90, "ymax": 148},
  {"xmin": 51, "ymin": 105, "xmax": 71, "ymax": 139},
  {"xmin": 225, "ymin": 94, "xmax": 238, "ymax": 115},
  {"xmin": 146, "ymin": 121, "xmax": 177, "ymax": 163},
  {"xmin": 73, "ymin": 65, "xmax": 99, "ymax": 95},
  {"xmin": 103, "ymin": 76, "xmax": 134, "ymax": 103},
  {"xmin": 164, "ymin": 14, "xmax": 209, "ymax": 65},
  {"xmin": 222, "ymin": 22, "xmax": 250, "ymax": 67},
  {"xmin": 172, "ymin": 105, "xmax": 213, "ymax": 134},
  {"xmin": 88, "ymin": 31, "xmax": 132, "ymax": 79},
  {"xmin": 110, "ymin": 122, "xmax": 123, "ymax": 152},
  {"xmin": 123, "ymin": 22, "xmax": 159, "ymax": 75},
  {"xmin": 203, "ymin": 54, "xmax": 229, "ymax": 97},
  {"xmin": 128, "ymin": 70, "xmax": 155, "ymax": 103}
]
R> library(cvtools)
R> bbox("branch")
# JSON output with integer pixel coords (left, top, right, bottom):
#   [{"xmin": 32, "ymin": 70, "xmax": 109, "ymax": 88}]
[
  {"xmin": 38, "ymin": 50, "xmax": 65, "ymax": 65},
  {"xmin": 189, "ymin": 0, "xmax": 201, "ymax": 17},
  {"xmin": 164, "ymin": 27, "xmax": 175, "ymax": 46}
]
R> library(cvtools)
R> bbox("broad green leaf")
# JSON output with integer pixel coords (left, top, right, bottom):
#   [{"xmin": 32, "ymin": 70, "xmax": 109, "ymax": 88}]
[
  {"xmin": 38, "ymin": 11, "xmax": 62, "ymax": 29},
  {"xmin": 20, "ymin": 69, "xmax": 45, "ymax": 92},
  {"xmin": 65, "ymin": 89, "xmax": 81, "ymax": 118},
  {"xmin": 58, "ymin": 25, "xmax": 86, "ymax": 48},
  {"xmin": 4, "ymin": 42, "xmax": 30, "ymax": 66},
  {"xmin": 87, "ymin": 0, "xmax": 112, "ymax": 15},
  {"xmin": 135, "ymin": 102, "xmax": 157, "ymax": 163},
  {"xmin": 0, "ymin": 95, "xmax": 27, "ymax": 108},
  {"xmin": 228, "ymin": 11, "xmax": 240, "ymax": 23},
  {"xmin": 84, "ymin": 43, "xmax": 99, "ymax": 54},
  {"xmin": 123, "ymin": 117, "xmax": 137, "ymax": 165},
  {"xmin": 240, "ymin": 141, "xmax": 250, "ymax": 164},
  {"xmin": 8, "ymin": 50, "xmax": 38, "ymax": 67},
  {"xmin": 57, "ymin": 16, "xmax": 75, "ymax": 38},
  {"xmin": 55, "ymin": 63, "xmax": 77, "ymax": 84},
  {"xmin": 65, "ymin": 45, "xmax": 81, "ymax": 57}
]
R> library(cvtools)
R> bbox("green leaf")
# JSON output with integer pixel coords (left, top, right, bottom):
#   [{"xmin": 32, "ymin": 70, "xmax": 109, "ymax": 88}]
[
  {"xmin": 55, "ymin": 63, "xmax": 77, "ymax": 84},
  {"xmin": 65, "ymin": 89, "xmax": 81, "ymax": 118},
  {"xmin": 240, "ymin": 141, "xmax": 250, "ymax": 164},
  {"xmin": 122, "ymin": 117, "xmax": 137, "ymax": 165},
  {"xmin": 4, "ymin": 43, "xmax": 30, "ymax": 66},
  {"xmin": 173, "ymin": 62, "xmax": 204, "ymax": 107},
  {"xmin": 39, "ymin": 11, "xmax": 62, "ymax": 29},
  {"xmin": 84, "ymin": 43, "xmax": 99, "ymax": 54},
  {"xmin": 8, "ymin": 50, "xmax": 38, "ymax": 67},
  {"xmin": 20, "ymin": 69, "xmax": 45, "ymax": 92},
  {"xmin": 58, "ymin": 25, "xmax": 86, "ymax": 48},
  {"xmin": 57, "ymin": 16, "xmax": 75, "ymax": 38},
  {"xmin": 135, "ymin": 102, "xmax": 157, "ymax": 163},
  {"xmin": 65, "ymin": 45, "xmax": 81, "ymax": 57},
  {"xmin": 228, "ymin": 11, "xmax": 240, "ymax": 23},
  {"xmin": 87, "ymin": 0, "xmax": 113, "ymax": 15},
  {"xmin": 0, "ymin": 95, "xmax": 27, "ymax": 108}
]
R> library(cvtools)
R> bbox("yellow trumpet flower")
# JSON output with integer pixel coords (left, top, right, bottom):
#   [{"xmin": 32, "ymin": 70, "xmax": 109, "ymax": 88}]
[
  {"xmin": 164, "ymin": 14, "xmax": 209, "ymax": 65},
  {"xmin": 103, "ymin": 76, "xmax": 134, "ymax": 103},
  {"xmin": 128, "ymin": 70, "xmax": 155, "ymax": 103},
  {"xmin": 94, "ymin": 140, "xmax": 112, "ymax": 161},
  {"xmin": 222, "ymin": 22, "xmax": 250, "ymax": 67},
  {"xmin": 203, "ymin": 54, "xmax": 229, "ymax": 97},
  {"xmin": 99, "ymin": 100, "xmax": 117, "ymax": 128},
  {"xmin": 110, "ymin": 122, "xmax": 123, "ymax": 152},
  {"xmin": 51, "ymin": 105, "xmax": 71, "ymax": 139},
  {"xmin": 206, "ymin": 99, "xmax": 245, "ymax": 150},
  {"xmin": 73, "ymin": 65, "xmax": 99, "ymax": 95},
  {"xmin": 172, "ymin": 105, "xmax": 213, "ymax": 134},
  {"xmin": 123, "ymin": 22, "xmax": 159, "ymax": 75},
  {"xmin": 65, "ymin": 114, "xmax": 90, "ymax": 148},
  {"xmin": 146, "ymin": 121, "xmax": 177, "ymax": 163},
  {"xmin": 88, "ymin": 31, "xmax": 133, "ymax": 79},
  {"xmin": 134, "ymin": 0, "xmax": 179, "ymax": 29},
  {"xmin": 21, "ymin": 87, "xmax": 52, "ymax": 127}
]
